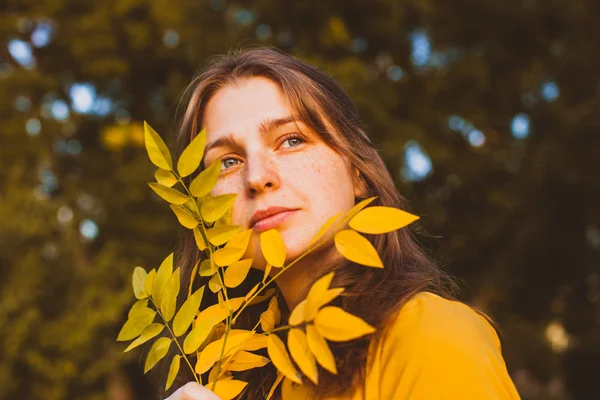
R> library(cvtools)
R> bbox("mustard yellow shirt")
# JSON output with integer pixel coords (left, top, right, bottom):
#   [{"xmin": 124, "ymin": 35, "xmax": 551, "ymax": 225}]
[{"xmin": 321, "ymin": 291, "xmax": 521, "ymax": 399}]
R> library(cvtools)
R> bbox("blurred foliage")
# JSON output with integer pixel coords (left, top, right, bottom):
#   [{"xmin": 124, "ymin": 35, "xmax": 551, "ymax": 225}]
[{"xmin": 0, "ymin": 0, "xmax": 599, "ymax": 399}]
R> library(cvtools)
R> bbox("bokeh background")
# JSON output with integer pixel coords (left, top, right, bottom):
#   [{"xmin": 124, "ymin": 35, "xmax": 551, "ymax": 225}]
[{"xmin": 1, "ymin": 0, "xmax": 599, "ymax": 399}]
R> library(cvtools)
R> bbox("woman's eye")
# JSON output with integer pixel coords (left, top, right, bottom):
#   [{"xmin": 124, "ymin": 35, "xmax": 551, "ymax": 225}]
[
  {"xmin": 281, "ymin": 135, "xmax": 304, "ymax": 149},
  {"xmin": 221, "ymin": 157, "xmax": 240, "ymax": 170}
]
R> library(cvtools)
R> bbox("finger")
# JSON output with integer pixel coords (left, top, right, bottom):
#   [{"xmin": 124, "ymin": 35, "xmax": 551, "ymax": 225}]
[{"xmin": 170, "ymin": 382, "xmax": 222, "ymax": 400}]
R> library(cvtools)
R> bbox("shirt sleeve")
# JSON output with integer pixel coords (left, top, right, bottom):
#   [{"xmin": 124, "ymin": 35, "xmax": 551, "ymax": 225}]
[{"xmin": 376, "ymin": 293, "xmax": 521, "ymax": 400}]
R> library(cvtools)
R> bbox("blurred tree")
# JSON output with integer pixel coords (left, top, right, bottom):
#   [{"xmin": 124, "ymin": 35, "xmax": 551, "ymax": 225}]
[{"xmin": 0, "ymin": 0, "xmax": 598, "ymax": 399}]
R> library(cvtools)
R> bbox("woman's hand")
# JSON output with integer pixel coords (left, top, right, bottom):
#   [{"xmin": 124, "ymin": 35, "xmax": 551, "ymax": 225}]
[{"xmin": 165, "ymin": 382, "xmax": 222, "ymax": 400}]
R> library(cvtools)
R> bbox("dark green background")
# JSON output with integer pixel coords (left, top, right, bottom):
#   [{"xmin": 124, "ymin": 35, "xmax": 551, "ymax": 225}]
[{"xmin": 1, "ymin": 1, "xmax": 599, "ymax": 399}]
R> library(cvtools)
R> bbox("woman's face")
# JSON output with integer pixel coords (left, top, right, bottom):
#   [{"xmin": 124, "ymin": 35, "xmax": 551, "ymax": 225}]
[{"xmin": 202, "ymin": 77, "xmax": 359, "ymax": 268}]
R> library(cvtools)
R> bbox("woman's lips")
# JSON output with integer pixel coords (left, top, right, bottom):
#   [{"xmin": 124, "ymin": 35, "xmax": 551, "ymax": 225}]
[{"xmin": 251, "ymin": 210, "xmax": 297, "ymax": 233}]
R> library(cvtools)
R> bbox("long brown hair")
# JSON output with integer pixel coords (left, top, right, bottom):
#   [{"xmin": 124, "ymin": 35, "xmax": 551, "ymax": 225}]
[{"xmin": 149, "ymin": 46, "xmax": 457, "ymax": 399}]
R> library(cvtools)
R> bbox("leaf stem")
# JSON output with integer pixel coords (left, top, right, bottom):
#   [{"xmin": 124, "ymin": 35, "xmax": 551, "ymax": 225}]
[{"xmin": 150, "ymin": 297, "xmax": 200, "ymax": 385}]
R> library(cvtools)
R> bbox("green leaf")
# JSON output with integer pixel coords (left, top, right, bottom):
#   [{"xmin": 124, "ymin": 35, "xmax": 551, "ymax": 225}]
[
  {"xmin": 154, "ymin": 168, "xmax": 177, "ymax": 187},
  {"xmin": 153, "ymin": 253, "xmax": 173, "ymax": 306},
  {"xmin": 148, "ymin": 182, "xmax": 189, "ymax": 205},
  {"xmin": 207, "ymin": 224, "xmax": 242, "ymax": 246},
  {"xmin": 165, "ymin": 355, "xmax": 181, "ymax": 391},
  {"xmin": 177, "ymin": 128, "xmax": 207, "ymax": 177},
  {"xmin": 144, "ymin": 121, "xmax": 172, "ymax": 170},
  {"xmin": 132, "ymin": 267, "xmax": 148, "ymax": 299},
  {"xmin": 189, "ymin": 157, "xmax": 222, "ymax": 197},
  {"xmin": 260, "ymin": 229, "xmax": 286, "ymax": 267},
  {"xmin": 124, "ymin": 323, "xmax": 164, "ymax": 352},
  {"xmin": 160, "ymin": 268, "xmax": 180, "ymax": 322},
  {"xmin": 144, "ymin": 337, "xmax": 172, "ymax": 373},
  {"xmin": 173, "ymin": 286, "xmax": 205, "ymax": 337},
  {"xmin": 334, "ymin": 229, "xmax": 383, "ymax": 268},
  {"xmin": 224, "ymin": 258, "xmax": 253, "ymax": 288},
  {"xmin": 170, "ymin": 204, "xmax": 199, "ymax": 229},
  {"xmin": 201, "ymin": 194, "xmax": 237, "ymax": 223},
  {"xmin": 117, "ymin": 308, "xmax": 156, "ymax": 341},
  {"xmin": 349, "ymin": 206, "xmax": 420, "ymax": 234}
]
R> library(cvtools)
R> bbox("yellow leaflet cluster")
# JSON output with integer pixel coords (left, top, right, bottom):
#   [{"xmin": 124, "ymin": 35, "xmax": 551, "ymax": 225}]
[{"xmin": 116, "ymin": 122, "xmax": 420, "ymax": 397}]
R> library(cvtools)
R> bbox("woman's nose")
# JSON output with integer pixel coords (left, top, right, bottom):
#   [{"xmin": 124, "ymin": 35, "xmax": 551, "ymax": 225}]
[{"xmin": 244, "ymin": 153, "xmax": 280, "ymax": 196}]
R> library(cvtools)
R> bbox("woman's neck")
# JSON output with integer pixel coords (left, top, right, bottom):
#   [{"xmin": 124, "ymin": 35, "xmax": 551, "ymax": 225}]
[{"xmin": 273, "ymin": 244, "xmax": 342, "ymax": 311}]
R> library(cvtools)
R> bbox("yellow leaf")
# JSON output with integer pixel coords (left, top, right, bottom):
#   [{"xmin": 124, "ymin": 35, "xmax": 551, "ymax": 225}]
[
  {"xmin": 314, "ymin": 306, "xmax": 375, "ymax": 341},
  {"xmin": 267, "ymin": 334, "xmax": 301, "ymax": 384},
  {"xmin": 201, "ymin": 194, "xmax": 237, "ymax": 223},
  {"xmin": 266, "ymin": 372, "xmax": 285, "ymax": 400},
  {"xmin": 193, "ymin": 228, "xmax": 207, "ymax": 251},
  {"xmin": 288, "ymin": 328, "xmax": 318, "ymax": 384},
  {"xmin": 249, "ymin": 288, "xmax": 277, "ymax": 306},
  {"xmin": 196, "ymin": 331, "xmax": 253, "ymax": 374},
  {"xmin": 225, "ymin": 229, "xmax": 252, "ymax": 253},
  {"xmin": 170, "ymin": 204, "xmax": 199, "ymax": 229},
  {"xmin": 165, "ymin": 355, "xmax": 180, "ymax": 391},
  {"xmin": 124, "ymin": 323, "xmax": 164, "ymax": 352},
  {"xmin": 153, "ymin": 253, "xmax": 173, "ymax": 306},
  {"xmin": 183, "ymin": 317, "xmax": 216, "ymax": 354},
  {"xmin": 306, "ymin": 324, "xmax": 337, "ymax": 374},
  {"xmin": 177, "ymin": 128, "xmax": 206, "ymax": 177},
  {"xmin": 304, "ymin": 272, "xmax": 334, "ymax": 322},
  {"xmin": 289, "ymin": 288, "xmax": 343, "ymax": 326},
  {"xmin": 282, "ymin": 378, "xmax": 313, "ymax": 400},
  {"xmin": 208, "ymin": 379, "xmax": 248, "ymax": 400},
  {"xmin": 334, "ymin": 229, "xmax": 383, "ymax": 268},
  {"xmin": 144, "ymin": 337, "xmax": 172, "ymax": 373},
  {"xmin": 144, "ymin": 269, "xmax": 156, "ymax": 297},
  {"xmin": 245, "ymin": 283, "xmax": 260, "ymax": 303},
  {"xmin": 196, "ymin": 297, "xmax": 245, "ymax": 327},
  {"xmin": 154, "ymin": 168, "xmax": 177, "ymax": 187},
  {"xmin": 261, "ymin": 297, "xmax": 281, "ymax": 332},
  {"xmin": 213, "ymin": 247, "xmax": 244, "ymax": 267},
  {"xmin": 308, "ymin": 211, "xmax": 343, "ymax": 246},
  {"xmin": 242, "ymin": 333, "xmax": 267, "ymax": 351},
  {"xmin": 144, "ymin": 121, "xmax": 172, "ymax": 170},
  {"xmin": 208, "ymin": 273, "xmax": 222, "ymax": 293},
  {"xmin": 128, "ymin": 299, "xmax": 149, "ymax": 319},
  {"xmin": 349, "ymin": 206, "xmax": 420, "ymax": 234},
  {"xmin": 262, "ymin": 262, "xmax": 272, "ymax": 283},
  {"xmin": 199, "ymin": 259, "xmax": 217, "ymax": 277},
  {"xmin": 337, "ymin": 197, "xmax": 377, "ymax": 228},
  {"xmin": 173, "ymin": 286, "xmax": 205, "ymax": 337},
  {"xmin": 117, "ymin": 308, "xmax": 156, "ymax": 341},
  {"xmin": 224, "ymin": 258, "xmax": 253, "ymax": 288},
  {"xmin": 148, "ymin": 182, "xmax": 189, "ymax": 205},
  {"xmin": 227, "ymin": 350, "xmax": 270, "ymax": 371},
  {"xmin": 160, "ymin": 268, "xmax": 180, "ymax": 322},
  {"xmin": 207, "ymin": 224, "xmax": 243, "ymax": 246},
  {"xmin": 132, "ymin": 267, "xmax": 148, "ymax": 299},
  {"xmin": 189, "ymin": 157, "xmax": 222, "ymax": 197},
  {"xmin": 260, "ymin": 229, "xmax": 286, "ymax": 267}
]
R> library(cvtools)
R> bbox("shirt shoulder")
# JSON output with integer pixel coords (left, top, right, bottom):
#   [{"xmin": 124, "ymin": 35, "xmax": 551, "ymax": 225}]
[{"xmin": 370, "ymin": 291, "xmax": 521, "ymax": 399}]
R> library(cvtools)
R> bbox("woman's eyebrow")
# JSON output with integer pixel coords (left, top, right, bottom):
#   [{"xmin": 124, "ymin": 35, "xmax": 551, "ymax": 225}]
[{"xmin": 204, "ymin": 115, "xmax": 304, "ymax": 154}]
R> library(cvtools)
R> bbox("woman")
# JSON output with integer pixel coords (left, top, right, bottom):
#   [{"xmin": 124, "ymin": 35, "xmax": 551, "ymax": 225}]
[{"xmin": 152, "ymin": 47, "xmax": 520, "ymax": 399}]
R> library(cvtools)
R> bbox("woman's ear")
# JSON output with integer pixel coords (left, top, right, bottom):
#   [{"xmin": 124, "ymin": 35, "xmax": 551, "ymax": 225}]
[{"xmin": 352, "ymin": 167, "xmax": 368, "ymax": 198}]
